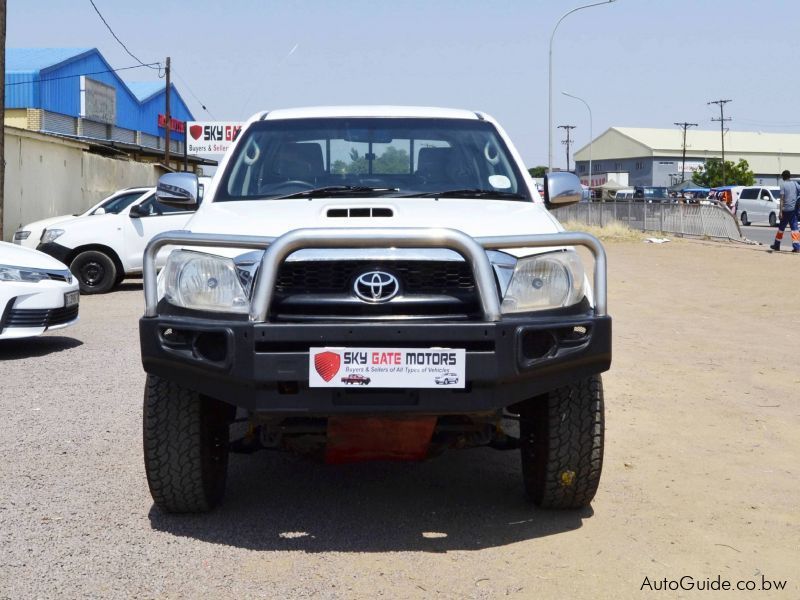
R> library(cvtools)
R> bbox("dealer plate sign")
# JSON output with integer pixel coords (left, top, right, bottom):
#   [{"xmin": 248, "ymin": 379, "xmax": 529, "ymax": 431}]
[{"xmin": 309, "ymin": 347, "xmax": 465, "ymax": 388}]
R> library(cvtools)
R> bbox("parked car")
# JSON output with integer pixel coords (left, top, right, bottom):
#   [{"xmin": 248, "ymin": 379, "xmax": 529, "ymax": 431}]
[
  {"xmin": 633, "ymin": 186, "xmax": 670, "ymax": 203},
  {"xmin": 614, "ymin": 189, "xmax": 634, "ymax": 200},
  {"xmin": 13, "ymin": 187, "xmax": 153, "ymax": 249},
  {"xmin": 138, "ymin": 106, "xmax": 611, "ymax": 514},
  {"xmin": 737, "ymin": 185, "xmax": 781, "ymax": 226},
  {"xmin": 0, "ymin": 241, "xmax": 79, "ymax": 340},
  {"xmin": 36, "ymin": 188, "xmax": 197, "ymax": 294}
]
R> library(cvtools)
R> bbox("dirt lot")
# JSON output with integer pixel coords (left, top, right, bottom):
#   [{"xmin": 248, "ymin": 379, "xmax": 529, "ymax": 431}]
[{"xmin": 1, "ymin": 239, "xmax": 798, "ymax": 599}]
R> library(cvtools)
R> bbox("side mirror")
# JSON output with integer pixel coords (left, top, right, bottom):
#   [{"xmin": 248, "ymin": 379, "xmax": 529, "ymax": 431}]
[
  {"xmin": 129, "ymin": 204, "xmax": 148, "ymax": 219},
  {"xmin": 92, "ymin": 207, "xmax": 106, "ymax": 216},
  {"xmin": 544, "ymin": 172, "xmax": 582, "ymax": 208},
  {"xmin": 156, "ymin": 172, "xmax": 198, "ymax": 208}
]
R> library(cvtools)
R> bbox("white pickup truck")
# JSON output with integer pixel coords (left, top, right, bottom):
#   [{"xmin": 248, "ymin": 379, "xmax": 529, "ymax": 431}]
[
  {"xmin": 35, "ymin": 188, "xmax": 196, "ymax": 293},
  {"xmin": 139, "ymin": 106, "xmax": 611, "ymax": 514}
]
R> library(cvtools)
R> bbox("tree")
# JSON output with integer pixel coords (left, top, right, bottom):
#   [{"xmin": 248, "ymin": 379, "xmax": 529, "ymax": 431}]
[
  {"xmin": 528, "ymin": 166, "xmax": 547, "ymax": 178},
  {"xmin": 692, "ymin": 158, "xmax": 755, "ymax": 188},
  {"xmin": 374, "ymin": 146, "xmax": 410, "ymax": 174}
]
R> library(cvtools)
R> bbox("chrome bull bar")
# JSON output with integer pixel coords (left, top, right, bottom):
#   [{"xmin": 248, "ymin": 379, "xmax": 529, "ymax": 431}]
[{"xmin": 142, "ymin": 228, "xmax": 607, "ymax": 321}]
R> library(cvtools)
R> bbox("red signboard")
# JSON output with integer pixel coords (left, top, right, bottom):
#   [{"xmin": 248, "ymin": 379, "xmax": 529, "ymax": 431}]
[{"xmin": 157, "ymin": 114, "xmax": 185, "ymax": 134}]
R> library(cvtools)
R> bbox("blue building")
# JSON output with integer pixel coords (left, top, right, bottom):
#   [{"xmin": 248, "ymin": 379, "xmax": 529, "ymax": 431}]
[{"xmin": 5, "ymin": 47, "xmax": 207, "ymax": 168}]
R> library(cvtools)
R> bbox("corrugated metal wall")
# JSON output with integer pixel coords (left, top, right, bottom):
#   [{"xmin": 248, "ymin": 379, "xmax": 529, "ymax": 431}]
[
  {"xmin": 41, "ymin": 110, "xmax": 76, "ymax": 136},
  {"xmin": 5, "ymin": 72, "xmax": 39, "ymax": 107},
  {"xmin": 80, "ymin": 119, "xmax": 107, "ymax": 139},
  {"xmin": 140, "ymin": 133, "xmax": 159, "ymax": 149},
  {"xmin": 110, "ymin": 126, "xmax": 136, "ymax": 144},
  {"xmin": 6, "ymin": 49, "xmax": 193, "ymax": 138},
  {"xmin": 38, "ymin": 52, "xmax": 142, "ymax": 130},
  {"xmin": 139, "ymin": 86, "xmax": 190, "ymax": 141}
]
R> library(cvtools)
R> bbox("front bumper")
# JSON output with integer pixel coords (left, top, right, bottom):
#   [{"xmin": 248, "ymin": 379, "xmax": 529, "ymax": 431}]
[
  {"xmin": 0, "ymin": 280, "xmax": 80, "ymax": 340},
  {"xmin": 140, "ymin": 312, "xmax": 611, "ymax": 414},
  {"xmin": 139, "ymin": 227, "xmax": 611, "ymax": 415},
  {"xmin": 37, "ymin": 242, "xmax": 73, "ymax": 265}
]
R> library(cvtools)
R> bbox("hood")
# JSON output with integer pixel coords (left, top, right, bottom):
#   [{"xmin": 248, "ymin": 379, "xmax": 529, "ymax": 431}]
[
  {"xmin": 0, "ymin": 241, "xmax": 71, "ymax": 270},
  {"xmin": 18, "ymin": 214, "xmax": 78, "ymax": 234},
  {"xmin": 185, "ymin": 197, "xmax": 564, "ymax": 258},
  {"xmin": 47, "ymin": 212, "xmax": 119, "ymax": 233}
]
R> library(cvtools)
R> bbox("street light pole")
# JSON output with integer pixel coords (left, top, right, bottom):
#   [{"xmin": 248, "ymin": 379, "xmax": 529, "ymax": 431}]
[
  {"xmin": 548, "ymin": 0, "xmax": 616, "ymax": 173},
  {"xmin": 562, "ymin": 91, "xmax": 592, "ymax": 192}
]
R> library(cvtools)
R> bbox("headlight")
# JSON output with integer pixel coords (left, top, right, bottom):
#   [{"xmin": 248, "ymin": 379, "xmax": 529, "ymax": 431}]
[
  {"xmin": 159, "ymin": 250, "xmax": 249, "ymax": 313},
  {"xmin": 0, "ymin": 264, "xmax": 51, "ymax": 283},
  {"xmin": 13, "ymin": 230, "xmax": 31, "ymax": 241},
  {"xmin": 41, "ymin": 229, "xmax": 65, "ymax": 244},
  {"xmin": 501, "ymin": 250, "xmax": 585, "ymax": 313}
]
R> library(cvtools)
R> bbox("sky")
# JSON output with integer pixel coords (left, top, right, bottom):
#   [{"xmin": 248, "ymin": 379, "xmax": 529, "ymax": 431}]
[{"xmin": 8, "ymin": 0, "xmax": 800, "ymax": 169}]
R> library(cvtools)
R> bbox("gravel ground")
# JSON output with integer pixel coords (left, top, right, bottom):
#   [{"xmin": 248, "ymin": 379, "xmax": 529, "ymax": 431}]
[{"xmin": 1, "ymin": 240, "xmax": 798, "ymax": 599}]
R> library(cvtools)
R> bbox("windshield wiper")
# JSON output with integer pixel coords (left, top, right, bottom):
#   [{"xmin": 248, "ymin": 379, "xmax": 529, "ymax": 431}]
[
  {"xmin": 273, "ymin": 185, "xmax": 399, "ymax": 199},
  {"xmin": 401, "ymin": 188, "xmax": 526, "ymax": 200}
]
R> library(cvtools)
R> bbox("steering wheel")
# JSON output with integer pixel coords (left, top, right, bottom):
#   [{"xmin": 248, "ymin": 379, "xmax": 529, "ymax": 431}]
[{"xmin": 263, "ymin": 180, "xmax": 315, "ymax": 193}]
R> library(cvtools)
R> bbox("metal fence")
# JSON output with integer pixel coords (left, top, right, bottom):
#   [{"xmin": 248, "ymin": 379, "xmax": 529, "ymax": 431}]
[{"xmin": 551, "ymin": 201, "xmax": 744, "ymax": 241}]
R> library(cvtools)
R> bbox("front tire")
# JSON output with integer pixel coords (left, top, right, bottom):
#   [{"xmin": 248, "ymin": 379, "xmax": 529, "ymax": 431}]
[
  {"xmin": 769, "ymin": 212, "xmax": 777, "ymax": 227},
  {"xmin": 519, "ymin": 376, "xmax": 604, "ymax": 509},
  {"xmin": 740, "ymin": 212, "xmax": 749, "ymax": 226},
  {"xmin": 71, "ymin": 250, "xmax": 117, "ymax": 294},
  {"xmin": 143, "ymin": 375, "xmax": 234, "ymax": 513}
]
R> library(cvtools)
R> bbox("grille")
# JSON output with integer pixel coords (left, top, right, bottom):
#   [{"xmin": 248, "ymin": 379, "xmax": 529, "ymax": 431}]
[
  {"xmin": 273, "ymin": 260, "xmax": 480, "ymax": 319},
  {"xmin": 276, "ymin": 260, "xmax": 475, "ymax": 295},
  {"xmin": 4, "ymin": 304, "xmax": 79, "ymax": 329}
]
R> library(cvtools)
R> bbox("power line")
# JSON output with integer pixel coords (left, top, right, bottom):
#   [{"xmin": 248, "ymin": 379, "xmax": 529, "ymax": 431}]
[
  {"xmin": 5, "ymin": 62, "xmax": 161, "ymax": 86},
  {"xmin": 172, "ymin": 69, "xmax": 215, "ymax": 119},
  {"xmin": 708, "ymin": 99, "xmax": 732, "ymax": 185},
  {"xmin": 88, "ymin": 0, "xmax": 162, "ymax": 76},
  {"xmin": 558, "ymin": 124, "xmax": 576, "ymax": 172},
  {"xmin": 674, "ymin": 121, "xmax": 697, "ymax": 182}
]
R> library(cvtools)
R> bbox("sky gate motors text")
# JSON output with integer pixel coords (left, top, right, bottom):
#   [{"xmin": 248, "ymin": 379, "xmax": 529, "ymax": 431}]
[{"xmin": 343, "ymin": 351, "xmax": 458, "ymax": 366}]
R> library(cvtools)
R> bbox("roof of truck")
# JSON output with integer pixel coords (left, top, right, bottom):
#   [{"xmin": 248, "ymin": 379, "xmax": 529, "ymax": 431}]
[{"xmin": 259, "ymin": 106, "xmax": 484, "ymax": 121}]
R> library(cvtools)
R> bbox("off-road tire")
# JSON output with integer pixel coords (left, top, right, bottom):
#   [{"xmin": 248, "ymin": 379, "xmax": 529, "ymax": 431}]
[
  {"xmin": 143, "ymin": 375, "xmax": 233, "ymax": 513},
  {"xmin": 519, "ymin": 375, "xmax": 604, "ymax": 509},
  {"xmin": 71, "ymin": 250, "xmax": 117, "ymax": 294}
]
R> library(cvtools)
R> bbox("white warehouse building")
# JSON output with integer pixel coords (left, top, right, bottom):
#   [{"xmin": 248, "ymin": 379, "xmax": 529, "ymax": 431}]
[{"xmin": 574, "ymin": 127, "xmax": 800, "ymax": 188}]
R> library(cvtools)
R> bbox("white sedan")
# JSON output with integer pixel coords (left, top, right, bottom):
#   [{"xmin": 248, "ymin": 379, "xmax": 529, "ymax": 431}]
[{"xmin": 0, "ymin": 241, "xmax": 79, "ymax": 340}]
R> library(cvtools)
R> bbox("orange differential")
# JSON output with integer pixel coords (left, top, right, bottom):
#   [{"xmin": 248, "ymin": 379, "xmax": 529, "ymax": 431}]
[{"xmin": 325, "ymin": 416, "xmax": 437, "ymax": 463}]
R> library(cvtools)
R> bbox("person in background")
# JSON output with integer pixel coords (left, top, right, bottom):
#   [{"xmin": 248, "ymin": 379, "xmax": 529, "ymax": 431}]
[{"xmin": 770, "ymin": 170, "xmax": 800, "ymax": 252}]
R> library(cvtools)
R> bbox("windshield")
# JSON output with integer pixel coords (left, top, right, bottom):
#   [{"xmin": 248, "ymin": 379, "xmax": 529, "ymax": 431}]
[
  {"xmin": 98, "ymin": 190, "xmax": 149, "ymax": 214},
  {"xmin": 216, "ymin": 118, "xmax": 530, "ymax": 201}
]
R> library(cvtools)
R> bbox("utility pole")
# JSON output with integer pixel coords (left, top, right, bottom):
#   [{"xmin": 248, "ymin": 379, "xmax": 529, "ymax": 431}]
[
  {"xmin": 708, "ymin": 99, "xmax": 731, "ymax": 185},
  {"xmin": 0, "ymin": 0, "xmax": 6, "ymax": 240},
  {"xmin": 164, "ymin": 56, "xmax": 171, "ymax": 168},
  {"xmin": 558, "ymin": 125, "xmax": 576, "ymax": 171},
  {"xmin": 674, "ymin": 121, "xmax": 697, "ymax": 182}
]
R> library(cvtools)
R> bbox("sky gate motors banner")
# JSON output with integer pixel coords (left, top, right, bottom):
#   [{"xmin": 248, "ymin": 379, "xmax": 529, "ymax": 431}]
[
  {"xmin": 186, "ymin": 121, "xmax": 244, "ymax": 155},
  {"xmin": 309, "ymin": 347, "xmax": 466, "ymax": 388}
]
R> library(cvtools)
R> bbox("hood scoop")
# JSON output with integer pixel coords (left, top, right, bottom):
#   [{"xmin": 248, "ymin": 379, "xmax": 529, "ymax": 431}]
[{"xmin": 326, "ymin": 207, "xmax": 394, "ymax": 218}]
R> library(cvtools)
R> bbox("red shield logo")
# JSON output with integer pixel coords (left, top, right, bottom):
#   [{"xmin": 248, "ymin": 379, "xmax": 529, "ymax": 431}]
[
  {"xmin": 314, "ymin": 351, "xmax": 341, "ymax": 382},
  {"xmin": 189, "ymin": 124, "xmax": 203, "ymax": 140}
]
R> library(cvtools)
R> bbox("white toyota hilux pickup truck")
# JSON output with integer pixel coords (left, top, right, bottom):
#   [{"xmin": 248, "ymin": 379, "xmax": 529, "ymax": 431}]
[{"xmin": 139, "ymin": 106, "xmax": 611, "ymax": 513}]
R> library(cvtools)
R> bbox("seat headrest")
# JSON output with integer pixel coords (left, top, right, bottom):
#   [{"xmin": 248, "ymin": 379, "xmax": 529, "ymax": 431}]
[
  {"xmin": 416, "ymin": 147, "xmax": 453, "ymax": 178},
  {"xmin": 277, "ymin": 142, "xmax": 324, "ymax": 179}
]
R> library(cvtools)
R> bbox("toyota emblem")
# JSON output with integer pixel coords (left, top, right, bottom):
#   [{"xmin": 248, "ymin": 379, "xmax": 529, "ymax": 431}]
[{"xmin": 353, "ymin": 271, "xmax": 400, "ymax": 303}]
